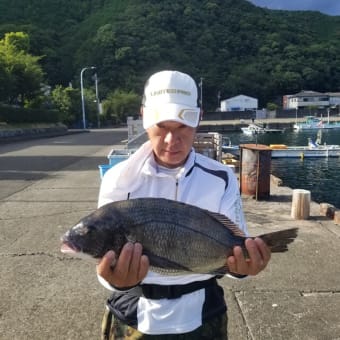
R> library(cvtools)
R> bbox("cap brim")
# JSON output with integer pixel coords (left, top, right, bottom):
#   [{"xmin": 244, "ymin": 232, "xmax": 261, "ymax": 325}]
[{"xmin": 143, "ymin": 103, "xmax": 200, "ymax": 129}]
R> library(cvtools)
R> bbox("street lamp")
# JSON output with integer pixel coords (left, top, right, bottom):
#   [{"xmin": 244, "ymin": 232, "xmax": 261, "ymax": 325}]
[{"xmin": 80, "ymin": 66, "xmax": 96, "ymax": 129}]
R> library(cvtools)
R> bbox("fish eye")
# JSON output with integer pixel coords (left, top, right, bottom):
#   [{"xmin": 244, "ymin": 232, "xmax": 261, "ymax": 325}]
[
  {"xmin": 84, "ymin": 225, "xmax": 95, "ymax": 234},
  {"xmin": 73, "ymin": 223, "xmax": 93, "ymax": 236}
]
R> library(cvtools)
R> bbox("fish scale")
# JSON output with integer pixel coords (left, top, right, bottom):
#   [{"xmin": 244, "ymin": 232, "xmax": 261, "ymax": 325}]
[{"xmin": 129, "ymin": 221, "xmax": 229, "ymax": 274}]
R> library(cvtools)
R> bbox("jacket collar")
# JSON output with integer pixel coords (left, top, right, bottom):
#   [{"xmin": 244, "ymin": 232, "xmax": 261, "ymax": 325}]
[{"xmin": 141, "ymin": 148, "xmax": 196, "ymax": 179}]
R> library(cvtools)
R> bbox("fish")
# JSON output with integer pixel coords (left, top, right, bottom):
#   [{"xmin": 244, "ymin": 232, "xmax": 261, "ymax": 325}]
[{"xmin": 60, "ymin": 197, "xmax": 298, "ymax": 275}]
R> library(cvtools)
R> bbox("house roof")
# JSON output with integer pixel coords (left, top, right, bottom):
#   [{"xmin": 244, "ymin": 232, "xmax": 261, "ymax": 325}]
[
  {"xmin": 287, "ymin": 90, "xmax": 327, "ymax": 98},
  {"xmin": 326, "ymin": 92, "xmax": 340, "ymax": 97},
  {"xmin": 223, "ymin": 94, "xmax": 257, "ymax": 101}
]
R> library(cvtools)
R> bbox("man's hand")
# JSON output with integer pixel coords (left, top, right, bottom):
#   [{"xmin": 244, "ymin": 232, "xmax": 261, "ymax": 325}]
[
  {"xmin": 96, "ymin": 242, "xmax": 149, "ymax": 288},
  {"xmin": 227, "ymin": 238, "xmax": 271, "ymax": 276}
]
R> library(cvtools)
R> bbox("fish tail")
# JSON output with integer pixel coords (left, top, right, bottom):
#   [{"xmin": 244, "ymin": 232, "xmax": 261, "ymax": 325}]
[{"xmin": 257, "ymin": 228, "xmax": 298, "ymax": 253}]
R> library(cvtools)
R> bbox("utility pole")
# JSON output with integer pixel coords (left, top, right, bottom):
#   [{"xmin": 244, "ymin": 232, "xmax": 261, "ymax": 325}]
[
  {"xmin": 94, "ymin": 73, "xmax": 101, "ymax": 128},
  {"xmin": 295, "ymin": 106, "xmax": 298, "ymax": 124},
  {"xmin": 80, "ymin": 66, "xmax": 96, "ymax": 129},
  {"xmin": 199, "ymin": 77, "xmax": 203, "ymax": 110},
  {"xmin": 217, "ymin": 91, "xmax": 221, "ymax": 110}
]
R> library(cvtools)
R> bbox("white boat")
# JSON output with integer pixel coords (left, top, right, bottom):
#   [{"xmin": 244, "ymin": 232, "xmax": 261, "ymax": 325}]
[
  {"xmin": 222, "ymin": 145, "xmax": 239, "ymax": 156},
  {"xmin": 241, "ymin": 123, "xmax": 284, "ymax": 135},
  {"xmin": 270, "ymin": 131, "xmax": 340, "ymax": 158},
  {"xmin": 294, "ymin": 115, "xmax": 340, "ymax": 131},
  {"xmin": 221, "ymin": 137, "xmax": 239, "ymax": 156},
  {"xmin": 270, "ymin": 143, "xmax": 340, "ymax": 158},
  {"xmin": 223, "ymin": 142, "xmax": 340, "ymax": 159},
  {"xmin": 222, "ymin": 131, "xmax": 340, "ymax": 159}
]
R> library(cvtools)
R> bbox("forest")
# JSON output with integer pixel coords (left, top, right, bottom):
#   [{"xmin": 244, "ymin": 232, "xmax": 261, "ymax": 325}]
[{"xmin": 0, "ymin": 0, "xmax": 339, "ymax": 125}]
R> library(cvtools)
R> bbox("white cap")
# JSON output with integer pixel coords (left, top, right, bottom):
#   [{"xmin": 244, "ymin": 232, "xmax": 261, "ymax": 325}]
[{"xmin": 142, "ymin": 70, "xmax": 200, "ymax": 129}]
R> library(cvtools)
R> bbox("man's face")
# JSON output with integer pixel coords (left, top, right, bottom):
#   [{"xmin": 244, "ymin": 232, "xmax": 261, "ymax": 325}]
[{"xmin": 147, "ymin": 121, "xmax": 196, "ymax": 168}]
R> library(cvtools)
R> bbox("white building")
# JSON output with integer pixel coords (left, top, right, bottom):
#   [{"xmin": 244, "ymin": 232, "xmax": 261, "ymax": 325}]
[
  {"xmin": 220, "ymin": 94, "xmax": 258, "ymax": 112},
  {"xmin": 327, "ymin": 92, "xmax": 340, "ymax": 108},
  {"xmin": 283, "ymin": 91, "xmax": 329, "ymax": 109}
]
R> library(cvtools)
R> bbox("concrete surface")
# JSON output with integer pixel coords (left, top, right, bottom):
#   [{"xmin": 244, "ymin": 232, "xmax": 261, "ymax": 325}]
[
  {"xmin": 224, "ymin": 185, "xmax": 340, "ymax": 340},
  {"xmin": 0, "ymin": 129, "xmax": 339, "ymax": 339},
  {"xmin": 0, "ymin": 124, "xmax": 70, "ymax": 142}
]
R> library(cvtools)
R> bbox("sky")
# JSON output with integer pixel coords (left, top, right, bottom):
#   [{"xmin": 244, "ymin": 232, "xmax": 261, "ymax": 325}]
[{"xmin": 247, "ymin": 0, "xmax": 340, "ymax": 16}]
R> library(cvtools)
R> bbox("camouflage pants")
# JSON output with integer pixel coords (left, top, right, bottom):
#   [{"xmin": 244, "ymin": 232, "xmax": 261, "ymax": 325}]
[{"xmin": 101, "ymin": 306, "xmax": 228, "ymax": 340}]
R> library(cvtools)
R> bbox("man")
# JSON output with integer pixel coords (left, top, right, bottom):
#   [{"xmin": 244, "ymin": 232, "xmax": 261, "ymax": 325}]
[{"xmin": 97, "ymin": 70, "xmax": 271, "ymax": 339}]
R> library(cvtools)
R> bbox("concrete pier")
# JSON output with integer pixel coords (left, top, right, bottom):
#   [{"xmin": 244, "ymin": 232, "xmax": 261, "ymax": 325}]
[{"xmin": 0, "ymin": 129, "xmax": 339, "ymax": 339}]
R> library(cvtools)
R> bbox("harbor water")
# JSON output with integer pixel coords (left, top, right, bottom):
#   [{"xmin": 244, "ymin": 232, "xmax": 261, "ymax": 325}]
[{"xmin": 223, "ymin": 129, "xmax": 340, "ymax": 209}]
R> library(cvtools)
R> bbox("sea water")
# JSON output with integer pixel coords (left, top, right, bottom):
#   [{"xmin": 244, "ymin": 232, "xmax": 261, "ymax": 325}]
[{"xmin": 223, "ymin": 129, "xmax": 340, "ymax": 208}]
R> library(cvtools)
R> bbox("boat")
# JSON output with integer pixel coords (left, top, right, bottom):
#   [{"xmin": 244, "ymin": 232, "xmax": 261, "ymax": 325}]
[
  {"xmin": 270, "ymin": 130, "xmax": 340, "ymax": 158},
  {"xmin": 270, "ymin": 143, "xmax": 340, "ymax": 158},
  {"xmin": 294, "ymin": 115, "xmax": 340, "ymax": 131},
  {"xmin": 222, "ymin": 130, "xmax": 340, "ymax": 159},
  {"xmin": 241, "ymin": 123, "xmax": 284, "ymax": 135},
  {"xmin": 221, "ymin": 136, "xmax": 239, "ymax": 156}
]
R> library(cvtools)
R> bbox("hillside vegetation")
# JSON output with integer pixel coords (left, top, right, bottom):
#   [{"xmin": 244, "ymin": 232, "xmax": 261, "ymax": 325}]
[{"xmin": 0, "ymin": 0, "xmax": 339, "ymax": 110}]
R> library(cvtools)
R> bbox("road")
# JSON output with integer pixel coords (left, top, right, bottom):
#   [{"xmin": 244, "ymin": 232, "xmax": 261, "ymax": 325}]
[
  {"xmin": 1, "ymin": 129, "xmax": 339, "ymax": 340},
  {"xmin": 0, "ymin": 129, "xmax": 127, "ymax": 339}
]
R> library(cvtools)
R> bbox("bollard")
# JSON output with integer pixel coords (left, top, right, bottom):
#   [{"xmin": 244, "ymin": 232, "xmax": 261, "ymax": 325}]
[
  {"xmin": 291, "ymin": 189, "xmax": 311, "ymax": 220},
  {"xmin": 334, "ymin": 210, "xmax": 340, "ymax": 225},
  {"xmin": 320, "ymin": 203, "xmax": 336, "ymax": 219}
]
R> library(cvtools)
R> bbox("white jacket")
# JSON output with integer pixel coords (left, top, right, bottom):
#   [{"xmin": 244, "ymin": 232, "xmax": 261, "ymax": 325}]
[{"xmin": 97, "ymin": 141, "xmax": 248, "ymax": 334}]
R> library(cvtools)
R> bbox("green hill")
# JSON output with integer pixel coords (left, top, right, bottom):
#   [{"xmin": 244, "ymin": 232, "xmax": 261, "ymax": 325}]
[{"xmin": 0, "ymin": 0, "xmax": 339, "ymax": 109}]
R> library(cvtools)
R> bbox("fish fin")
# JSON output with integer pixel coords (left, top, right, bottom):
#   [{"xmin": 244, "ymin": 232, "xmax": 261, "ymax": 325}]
[
  {"xmin": 258, "ymin": 228, "xmax": 298, "ymax": 253},
  {"xmin": 208, "ymin": 265, "xmax": 230, "ymax": 275},
  {"xmin": 143, "ymin": 249, "xmax": 192, "ymax": 272},
  {"xmin": 206, "ymin": 211, "xmax": 246, "ymax": 237}
]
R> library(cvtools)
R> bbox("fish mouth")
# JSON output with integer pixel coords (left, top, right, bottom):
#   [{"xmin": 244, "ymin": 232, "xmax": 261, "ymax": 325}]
[
  {"xmin": 60, "ymin": 241, "xmax": 98, "ymax": 262},
  {"xmin": 60, "ymin": 241, "xmax": 80, "ymax": 254}
]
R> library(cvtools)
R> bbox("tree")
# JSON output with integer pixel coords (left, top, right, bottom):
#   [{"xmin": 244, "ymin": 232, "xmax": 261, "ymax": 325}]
[
  {"xmin": 3, "ymin": 31, "xmax": 30, "ymax": 52},
  {"xmin": 51, "ymin": 85, "xmax": 81, "ymax": 125},
  {"xmin": 1, "ymin": 1, "xmax": 340, "ymax": 111},
  {"xmin": 0, "ymin": 32, "xmax": 44, "ymax": 105},
  {"xmin": 266, "ymin": 102, "xmax": 278, "ymax": 111},
  {"xmin": 102, "ymin": 89, "xmax": 140, "ymax": 124}
]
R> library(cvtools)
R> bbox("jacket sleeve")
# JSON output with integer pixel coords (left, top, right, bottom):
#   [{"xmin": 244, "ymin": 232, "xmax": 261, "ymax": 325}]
[{"xmin": 97, "ymin": 161, "xmax": 129, "ymax": 208}]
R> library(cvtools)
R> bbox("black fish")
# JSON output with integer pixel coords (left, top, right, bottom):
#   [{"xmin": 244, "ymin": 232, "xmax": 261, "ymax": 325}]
[{"xmin": 61, "ymin": 198, "xmax": 298, "ymax": 275}]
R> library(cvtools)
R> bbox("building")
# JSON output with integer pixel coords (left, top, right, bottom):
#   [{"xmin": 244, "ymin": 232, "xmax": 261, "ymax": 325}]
[
  {"xmin": 327, "ymin": 92, "xmax": 340, "ymax": 108},
  {"xmin": 283, "ymin": 91, "xmax": 329, "ymax": 109},
  {"xmin": 220, "ymin": 94, "xmax": 258, "ymax": 112}
]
